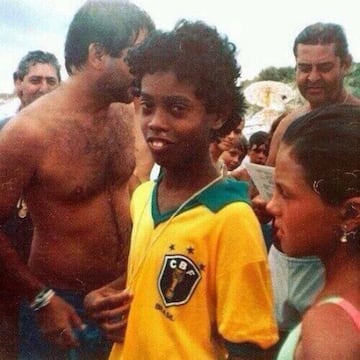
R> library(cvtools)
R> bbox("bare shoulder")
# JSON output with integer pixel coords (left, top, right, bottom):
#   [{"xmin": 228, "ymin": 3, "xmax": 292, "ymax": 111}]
[
  {"xmin": 300, "ymin": 303, "xmax": 360, "ymax": 359},
  {"xmin": 0, "ymin": 109, "xmax": 46, "ymax": 160},
  {"xmin": 0, "ymin": 107, "xmax": 49, "ymax": 206},
  {"xmin": 267, "ymin": 105, "xmax": 309, "ymax": 166}
]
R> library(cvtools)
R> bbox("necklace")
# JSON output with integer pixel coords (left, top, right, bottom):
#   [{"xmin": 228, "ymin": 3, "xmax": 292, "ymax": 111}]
[{"xmin": 127, "ymin": 174, "xmax": 224, "ymax": 291}]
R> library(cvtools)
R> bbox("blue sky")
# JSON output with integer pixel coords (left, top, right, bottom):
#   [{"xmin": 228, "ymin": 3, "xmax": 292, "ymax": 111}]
[{"xmin": 1, "ymin": 0, "xmax": 359, "ymax": 94}]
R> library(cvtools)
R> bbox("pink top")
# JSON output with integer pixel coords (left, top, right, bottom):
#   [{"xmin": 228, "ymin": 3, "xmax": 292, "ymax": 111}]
[
  {"xmin": 320, "ymin": 296, "xmax": 360, "ymax": 330},
  {"xmin": 336, "ymin": 298, "xmax": 360, "ymax": 330}
]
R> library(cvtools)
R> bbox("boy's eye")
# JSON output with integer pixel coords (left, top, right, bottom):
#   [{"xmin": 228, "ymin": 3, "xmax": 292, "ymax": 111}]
[
  {"xmin": 140, "ymin": 101, "xmax": 154, "ymax": 115},
  {"xmin": 169, "ymin": 103, "xmax": 187, "ymax": 117}
]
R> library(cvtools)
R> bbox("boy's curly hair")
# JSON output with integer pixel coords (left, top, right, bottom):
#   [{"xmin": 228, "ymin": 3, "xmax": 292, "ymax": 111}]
[{"xmin": 127, "ymin": 19, "xmax": 246, "ymax": 139}]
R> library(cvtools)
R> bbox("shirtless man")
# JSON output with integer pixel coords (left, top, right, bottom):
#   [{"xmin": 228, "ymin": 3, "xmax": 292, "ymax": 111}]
[
  {"xmin": 267, "ymin": 22, "xmax": 360, "ymax": 165},
  {"xmin": 254, "ymin": 22, "xmax": 360, "ymax": 346},
  {"xmin": 0, "ymin": 1, "xmax": 154, "ymax": 358}
]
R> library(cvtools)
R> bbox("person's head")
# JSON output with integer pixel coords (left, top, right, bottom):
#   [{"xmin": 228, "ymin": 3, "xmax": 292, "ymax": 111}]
[
  {"xmin": 221, "ymin": 135, "xmax": 248, "ymax": 171},
  {"xmin": 248, "ymin": 131, "xmax": 269, "ymax": 165},
  {"xmin": 267, "ymin": 104, "xmax": 360, "ymax": 257},
  {"xmin": 14, "ymin": 50, "xmax": 61, "ymax": 108},
  {"xmin": 127, "ymin": 19, "xmax": 246, "ymax": 169},
  {"xmin": 216, "ymin": 117, "xmax": 245, "ymax": 152},
  {"xmin": 293, "ymin": 22, "xmax": 352, "ymax": 109},
  {"xmin": 64, "ymin": 0, "xmax": 155, "ymax": 103}
]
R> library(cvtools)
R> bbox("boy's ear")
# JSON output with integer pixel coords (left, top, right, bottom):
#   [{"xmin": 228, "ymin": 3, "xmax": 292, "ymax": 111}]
[
  {"xmin": 209, "ymin": 114, "xmax": 226, "ymax": 130},
  {"xmin": 88, "ymin": 43, "xmax": 106, "ymax": 70}
]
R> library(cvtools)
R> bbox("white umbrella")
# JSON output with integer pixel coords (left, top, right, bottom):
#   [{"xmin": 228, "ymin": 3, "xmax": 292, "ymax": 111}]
[
  {"xmin": 244, "ymin": 81, "xmax": 294, "ymax": 111},
  {"xmin": 243, "ymin": 109, "xmax": 281, "ymax": 137}
]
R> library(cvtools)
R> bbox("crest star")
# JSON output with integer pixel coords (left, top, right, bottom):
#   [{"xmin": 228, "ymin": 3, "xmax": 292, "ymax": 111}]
[{"xmin": 187, "ymin": 246, "xmax": 194, "ymax": 254}]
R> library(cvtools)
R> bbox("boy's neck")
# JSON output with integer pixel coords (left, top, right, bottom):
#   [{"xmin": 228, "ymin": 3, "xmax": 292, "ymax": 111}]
[
  {"xmin": 161, "ymin": 158, "xmax": 219, "ymax": 189},
  {"xmin": 156, "ymin": 161, "xmax": 221, "ymax": 214}
]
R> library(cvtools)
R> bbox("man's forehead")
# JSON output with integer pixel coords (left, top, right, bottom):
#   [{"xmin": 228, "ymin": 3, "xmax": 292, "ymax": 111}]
[
  {"xmin": 26, "ymin": 63, "xmax": 58, "ymax": 76},
  {"xmin": 296, "ymin": 43, "xmax": 338, "ymax": 60}
]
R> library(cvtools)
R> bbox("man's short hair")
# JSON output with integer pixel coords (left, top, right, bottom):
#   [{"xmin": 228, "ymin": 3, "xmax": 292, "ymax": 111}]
[
  {"xmin": 64, "ymin": 0, "xmax": 155, "ymax": 75},
  {"xmin": 293, "ymin": 22, "xmax": 350, "ymax": 62},
  {"xmin": 15, "ymin": 50, "xmax": 61, "ymax": 82}
]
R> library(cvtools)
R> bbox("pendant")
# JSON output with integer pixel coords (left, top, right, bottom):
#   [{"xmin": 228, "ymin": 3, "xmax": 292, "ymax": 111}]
[{"xmin": 18, "ymin": 199, "xmax": 28, "ymax": 219}]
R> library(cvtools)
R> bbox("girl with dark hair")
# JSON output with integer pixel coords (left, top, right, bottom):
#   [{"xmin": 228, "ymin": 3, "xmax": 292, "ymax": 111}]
[{"xmin": 267, "ymin": 104, "xmax": 360, "ymax": 359}]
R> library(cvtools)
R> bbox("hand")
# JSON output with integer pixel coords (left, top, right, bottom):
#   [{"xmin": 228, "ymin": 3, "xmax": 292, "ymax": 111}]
[
  {"xmin": 36, "ymin": 295, "xmax": 83, "ymax": 349},
  {"xmin": 251, "ymin": 195, "xmax": 273, "ymax": 224},
  {"xmin": 84, "ymin": 286, "xmax": 133, "ymax": 342}
]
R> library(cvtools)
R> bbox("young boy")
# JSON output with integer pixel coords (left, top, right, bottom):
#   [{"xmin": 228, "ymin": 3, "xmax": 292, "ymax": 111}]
[
  {"xmin": 85, "ymin": 20, "xmax": 278, "ymax": 359},
  {"xmin": 220, "ymin": 134, "xmax": 248, "ymax": 171},
  {"xmin": 231, "ymin": 130, "xmax": 270, "ymax": 182}
]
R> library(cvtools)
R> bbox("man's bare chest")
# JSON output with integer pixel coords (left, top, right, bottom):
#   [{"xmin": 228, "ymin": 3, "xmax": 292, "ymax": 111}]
[{"xmin": 35, "ymin": 122, "xmax": 135, "ymax": 201}]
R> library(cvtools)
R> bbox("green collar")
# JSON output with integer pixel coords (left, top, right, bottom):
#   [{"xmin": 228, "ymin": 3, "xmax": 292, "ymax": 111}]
[{"xmin": 152, "ymin": 177, "xmax": 250, "ymax": 226}]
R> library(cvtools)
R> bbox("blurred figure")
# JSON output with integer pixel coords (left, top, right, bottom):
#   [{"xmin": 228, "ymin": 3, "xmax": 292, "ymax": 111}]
[
  {"xmin": 16, "ymin": 50, "xmax": 61, "ymax": 110},
  {"xmin": 209, "ymin": 117, "xmax": 245, "ymax": 166},
  {"xmin": 247, "ymin": 130, "xmax": 269, "ymax": 165},
  {"xmin": 0, "ymin": 49, "xmax": 61, "ymax": 359},
  {"xmin": 231, "ymin": 130, "xmax": 270, "ymax": 182},
  {"xmin": 268, "ymin": 104, "xmax": 360, "ymax": 359},
  {"xmin": 220, "ymin": 134, "xmax": 248, "ymax": 171},
  {"xmin": 0, "ymin": 50, "xmax": 61, "ymax": 127},
  {"xmin": 231, "ymin": 131, "xmax": 272, "ymax": 250}
]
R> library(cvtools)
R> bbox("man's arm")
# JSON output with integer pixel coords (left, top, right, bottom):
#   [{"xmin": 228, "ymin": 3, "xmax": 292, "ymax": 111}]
[
  {"xmin": 267, "ymin": 114, "xmax": 290, "ymax": 166},
  {"xmin": 267, "ymin": 106, "xmax": 309, "ymax": 166},
  {"xmin": 0, "ymin": 116, "xmax": 44, "ymax": 299},
  {"xmin": 0, "ymin": 116, "xmax": 83, "ymax": 348}
]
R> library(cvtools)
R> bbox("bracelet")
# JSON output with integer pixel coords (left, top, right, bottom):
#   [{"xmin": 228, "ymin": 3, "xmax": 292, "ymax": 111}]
[{"xmin": 30, "ymin": 287, "xmax": 55, "ymax": 312}]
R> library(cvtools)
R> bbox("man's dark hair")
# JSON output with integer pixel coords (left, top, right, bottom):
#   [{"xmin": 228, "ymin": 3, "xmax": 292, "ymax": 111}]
[
  {"xmin": 64, "ymin": 0, "xmax": 155, "ymax": 75},
  {"xmin": 249, "ymin": 130, "xmax": 269, "ymax": 148},
  {"xmin": 127, "ymin": 19, "xmax": 246, "ymax": 139},
  {"xmin": 15, "ymin": 50, "xmax": 61, "ymax": 81},
  {"xmin": 293, "ymin": 22, "xmax": 350, "ymax": 62}
]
